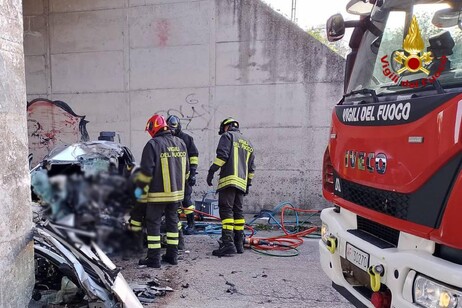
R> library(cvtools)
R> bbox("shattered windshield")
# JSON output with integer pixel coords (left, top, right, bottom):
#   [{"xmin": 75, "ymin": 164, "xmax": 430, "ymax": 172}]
[{"xmin": 347, "ymin": 2, "xmax": 462, "ymax": 95}]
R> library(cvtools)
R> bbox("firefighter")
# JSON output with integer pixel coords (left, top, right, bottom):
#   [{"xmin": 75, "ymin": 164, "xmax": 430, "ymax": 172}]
[
  {"xmin": 134, "ymin": 114, "xmax": 189, "ymax": 268},
  {"xmin": 207, "ymin": 117, "xmax": 255, "ymax": 256},
  {"xmin": 166, "ymin": 115, "xmax": 199, "ymax": 235},
  {"xmin": 127, "ymin": 166, "xmax": 146, "ymax": 252},
  {"xmin": 128, "ymin": 167, "xmax": 185, "ymax": 251}
]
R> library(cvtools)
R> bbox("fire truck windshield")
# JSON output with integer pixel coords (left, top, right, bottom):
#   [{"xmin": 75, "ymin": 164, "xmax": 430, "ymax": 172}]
[{"xmin": 347, "ymin": 2, "xmax": 462, "ymax": 95}]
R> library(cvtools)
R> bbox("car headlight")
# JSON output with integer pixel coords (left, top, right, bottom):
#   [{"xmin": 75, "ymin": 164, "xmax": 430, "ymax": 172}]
[
  {"xmin": 414, "ymin": 274, "xmax": 461, "ymax": 308},
  {"xmin": 321, "ymin": 223, "xmax": 329, "ymax": 243}
]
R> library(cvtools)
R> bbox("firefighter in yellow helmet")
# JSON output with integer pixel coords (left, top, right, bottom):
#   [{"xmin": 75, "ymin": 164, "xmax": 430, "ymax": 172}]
[
  {"xmin": 134, "ymin": 114, "xmax": 189, "ymax": 268},
  {"xmin": 207, "ymin": 117, "xmax": 255, "ymax": 256}
]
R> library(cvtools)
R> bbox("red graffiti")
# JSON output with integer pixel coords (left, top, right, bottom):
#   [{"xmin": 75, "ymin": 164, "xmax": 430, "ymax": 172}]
[{"xmin": 156, "ymin": 19, "xmax": 170, "ymax": 47}]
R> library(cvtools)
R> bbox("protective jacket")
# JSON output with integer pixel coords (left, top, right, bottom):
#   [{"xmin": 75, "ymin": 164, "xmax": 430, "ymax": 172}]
[
  {"xmin": 137, "ymin": 130, "xmax": 189, "ymax": 203},
  {"xmin": 211, "ymin": 128, "xmax": 255, "ymax": 192},
  {"xmin": 177, "ymin": 131, "xmax": 199, "ymax": 170}
]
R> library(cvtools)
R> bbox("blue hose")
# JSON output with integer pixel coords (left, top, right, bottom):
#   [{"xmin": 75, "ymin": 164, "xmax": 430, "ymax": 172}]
[{"xmin": 247, "ymin": 201, "xmax": 319, "ymax": 235}]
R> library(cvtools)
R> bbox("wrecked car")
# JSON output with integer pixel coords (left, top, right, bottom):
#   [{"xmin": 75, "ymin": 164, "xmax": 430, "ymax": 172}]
[
  {"xmin": 30, "ymin": 140, "xmax": 139, "ymax": 254},
  {"xmin": 30, "ymin": 140, "xmax": 147, "ymax": 306},
  {"xmin": 30, "ymin": 139, "xmax": 136, "ymax": 178}
]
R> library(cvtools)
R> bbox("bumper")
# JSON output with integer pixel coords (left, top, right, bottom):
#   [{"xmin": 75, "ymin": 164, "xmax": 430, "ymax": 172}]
[
  {"xmin": 332, "ymin": 282, "xmax": 369, "ymax": 308},
  {"xmin": 319, "ymin": 207, "xmax": 462, "ymax": 308}
]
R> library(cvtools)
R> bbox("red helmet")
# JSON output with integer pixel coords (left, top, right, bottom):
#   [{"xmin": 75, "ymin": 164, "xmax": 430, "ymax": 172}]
[{"xmin": 145, "ymin": 114, "xmax": 167, "ymax": 137}]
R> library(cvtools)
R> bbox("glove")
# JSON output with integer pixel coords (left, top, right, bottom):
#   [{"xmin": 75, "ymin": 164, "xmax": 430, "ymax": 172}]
[
  {"xmin": 134, "ymin": 187, "xmax": 143, "ymax": 200},
  {"xmin": 207, "ymin": 171, "xmax": 214, "ymax": 186},
  {"xmin": 188, "ymin": 174, "xmax": 196, "ymax": 186},
  {"xmin": 244, "ymin": 180, "xmax": 252, "ymax": 196}
]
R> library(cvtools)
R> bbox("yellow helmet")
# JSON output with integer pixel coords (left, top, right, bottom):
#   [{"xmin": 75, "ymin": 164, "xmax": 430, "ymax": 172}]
[{"xmin": 219, "ymin": 117, "xmax": 239, "ymax": 135}]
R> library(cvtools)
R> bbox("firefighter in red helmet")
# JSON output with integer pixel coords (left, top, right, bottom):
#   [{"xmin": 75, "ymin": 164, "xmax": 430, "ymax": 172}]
[
  {"xmin": 207, "ymin": 117, "xmax": 255, "ymax": 256},
  {"xmin": 133, "ymin": 114, "xmax": 189, "ymax": 268}
]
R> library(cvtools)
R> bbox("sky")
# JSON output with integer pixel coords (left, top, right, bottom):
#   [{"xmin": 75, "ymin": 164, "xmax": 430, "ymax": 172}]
[{"xmin": 262, "ymin": 0, "xmax": 353, "ymax": 29}]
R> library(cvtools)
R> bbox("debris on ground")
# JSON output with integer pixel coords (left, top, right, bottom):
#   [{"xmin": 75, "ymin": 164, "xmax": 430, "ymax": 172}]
[
  {"xmin": 130, "ymin": 283, "xmax": 174, "ymax": 304},
  {"xmin": 225, "ymin": 281, "xmax": 238, "ymax": 294},
  {"xmin": 31, "ymin": 221, "xmax": 142, "ymax": 307}
]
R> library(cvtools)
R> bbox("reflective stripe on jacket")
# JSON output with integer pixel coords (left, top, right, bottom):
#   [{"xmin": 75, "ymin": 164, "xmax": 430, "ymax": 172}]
[
  {"xmin": 139, "ymin": 130, "xmax": 190, "ymax": 203},
  {"xmin": 212, "ymin": 129, "xmax": 255, "ymax": 192},
  {"xmin": 177, "ymin": 131, "xmax": 199, "ymax": 169}
]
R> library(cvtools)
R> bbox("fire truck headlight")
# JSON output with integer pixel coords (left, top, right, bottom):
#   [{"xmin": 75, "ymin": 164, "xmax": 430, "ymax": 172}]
[
  {"xmin": 413, "ymin": 274, "xmax": 461, "ymax": 308},
  {"xmin": 321, "ymin": 223, "xmax": 329, "ymax": 243}
]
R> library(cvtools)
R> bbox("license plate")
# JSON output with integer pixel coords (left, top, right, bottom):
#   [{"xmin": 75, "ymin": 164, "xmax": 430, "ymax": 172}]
[{"xmin": 346, "ymin": 243, "xmax": 369, "ymax": 271}]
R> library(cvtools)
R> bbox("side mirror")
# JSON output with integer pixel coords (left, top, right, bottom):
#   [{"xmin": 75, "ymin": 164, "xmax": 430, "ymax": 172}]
[{"xmin": 326, "ymin": 14, "xmax": 345, "ymax": 42}]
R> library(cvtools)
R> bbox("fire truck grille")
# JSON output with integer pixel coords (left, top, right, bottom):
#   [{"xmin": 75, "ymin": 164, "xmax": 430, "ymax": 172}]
[
  {"xmin": 340, "ymin": 179, "xmax": 410, "ymax": 219},
  {"xmin": 357, "ymin": 216, "xmax": 400, "ymax": 247}
]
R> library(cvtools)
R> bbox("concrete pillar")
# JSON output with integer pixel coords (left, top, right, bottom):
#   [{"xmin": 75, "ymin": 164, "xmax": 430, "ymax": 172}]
[{"xmin": 0, "ymin": 0, "xmax": 35, "ymax": 306}]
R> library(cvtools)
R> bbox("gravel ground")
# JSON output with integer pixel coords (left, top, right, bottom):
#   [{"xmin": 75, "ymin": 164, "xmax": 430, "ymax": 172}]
[{"xmin": 113, "ymin": 231, "xmax": 354, "ymax": 308}]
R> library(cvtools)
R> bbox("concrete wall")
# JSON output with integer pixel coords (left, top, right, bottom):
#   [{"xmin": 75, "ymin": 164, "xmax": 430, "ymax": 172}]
[
  {"xmin": 23, "ymin": 0, "xmax": 345, "ymax": 211},
  {"xmin": 1, "ymin": 0, "xmax": 35, "ymax": 305}
]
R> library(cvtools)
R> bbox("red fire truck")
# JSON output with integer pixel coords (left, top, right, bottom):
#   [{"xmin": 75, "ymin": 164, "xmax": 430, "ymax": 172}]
[{"xmin": 319, "ymin": 1, "xmax": 462, "ymax": 307}]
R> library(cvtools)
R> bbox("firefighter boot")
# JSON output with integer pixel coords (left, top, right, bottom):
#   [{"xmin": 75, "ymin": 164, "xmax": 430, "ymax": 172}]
[
  {"xmin": 178, "ymin": 229, "xmax": 185, "ymax": 250},
  {"xmin": 212, "ymin": 230, "xmax": 237, "ymax": 257},
  {"xmin": 161, "ymin": 245, "xmax": 178, "ymax": 265},
  {"xmin": 184, "ymin": 213, "xmax": 197, "ymax": 235},
  {"xmin": 138, "ymin": 249, "xmax": 161, "ymax": 268},
  {"xmin": 234, "ymin": 230, "xmax": 245, "ymax": 254}
]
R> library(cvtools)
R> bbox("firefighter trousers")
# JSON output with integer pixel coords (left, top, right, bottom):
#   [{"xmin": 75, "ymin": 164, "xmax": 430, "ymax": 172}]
[
  {"xmin": 183, "ymin": 182, "xmax": 193, "ymax": 209},
  {"xmin": 182, "ymin": 182, "xmax": 195, "ymax": 228},
  {"xmin": 129, "ymin": 201, "xmax": 146, "ymax": 232},
  {"xmin": 218, "ymin": 187, "xmax": 246, "ymax": 242},
  {"xmin": 145, "ymin": 202, "xmax": 179, "ymax": 257}
]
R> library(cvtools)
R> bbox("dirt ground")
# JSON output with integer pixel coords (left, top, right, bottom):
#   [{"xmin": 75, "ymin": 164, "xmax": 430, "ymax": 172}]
[{"xmin": 113, "ymin": 230, "xmax": 354, "ymax": 308}]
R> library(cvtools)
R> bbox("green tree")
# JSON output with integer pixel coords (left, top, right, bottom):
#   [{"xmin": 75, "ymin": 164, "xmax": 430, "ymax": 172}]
[{"xmin": 307, "ymin": 26, "xmax": 350, "ymax": 58}]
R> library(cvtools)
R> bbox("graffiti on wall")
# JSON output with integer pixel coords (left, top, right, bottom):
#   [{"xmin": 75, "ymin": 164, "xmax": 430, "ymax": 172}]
[
  {"xmin": 154, "ymin": 93, "xmax": 216, "ymax": 130},
  {"xmin": 27, "ymin": 98, "xmax": 89, "ymax": 166},
  {"xmin": 156, "ymin": 19, "xmax": 170, "ymax": 47}
]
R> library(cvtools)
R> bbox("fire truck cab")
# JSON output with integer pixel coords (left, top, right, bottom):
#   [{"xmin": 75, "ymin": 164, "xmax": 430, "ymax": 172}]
[{"xmin": 319, "ymin": 1, "xmax": 462, "ymax": 307}]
